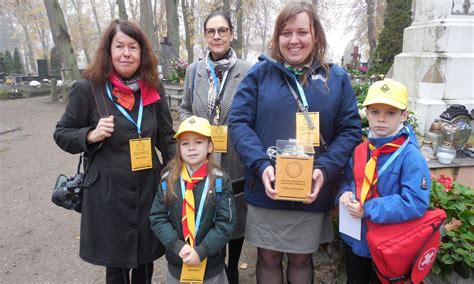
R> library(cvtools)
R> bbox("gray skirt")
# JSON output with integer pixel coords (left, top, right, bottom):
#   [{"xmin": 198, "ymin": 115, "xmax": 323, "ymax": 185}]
[{"xmin": 245, "ymin": 204, "xmax": 334, "ymax": 254}]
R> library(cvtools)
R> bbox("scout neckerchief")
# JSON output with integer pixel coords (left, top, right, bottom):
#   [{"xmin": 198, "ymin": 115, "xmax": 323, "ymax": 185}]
[
  {"xmin": 108, "ymin": 72, "xmax": 160, "ymax": 111},
  {"xmin": 206, "ymin": 48, "xmax": 237, "ymax": 125},
  {"xmin": 180, "ymin": 162, "xmax": 208, "ymax": 246},
  {"xmin": 354, "ymin": 134, "xmax": 409, "ymax": 205}
]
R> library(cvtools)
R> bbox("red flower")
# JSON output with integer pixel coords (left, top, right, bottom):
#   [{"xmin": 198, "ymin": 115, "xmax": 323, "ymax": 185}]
[{"xmin": 436, "ymin": 175, "xmax": 452, "ymax": 192}]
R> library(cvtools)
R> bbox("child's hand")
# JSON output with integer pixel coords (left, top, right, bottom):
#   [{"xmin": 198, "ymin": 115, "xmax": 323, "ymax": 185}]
[
  {"xmin": 178, "ymin": 244, "xmax": 192, "ymax": 259},
  {"xmin": 182, "ymin": 248, "xmax": 201, "ymax": 265},
  {"xmin": 340, "ymin": 192, "xmax": 354, "ymax": 207},
  {"xmin": 347, "ymin": 199, "xmax": 364, "ymax": 219}
]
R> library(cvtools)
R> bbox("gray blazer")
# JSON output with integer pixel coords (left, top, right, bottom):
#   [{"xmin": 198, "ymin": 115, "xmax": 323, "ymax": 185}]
[
  {"xmin": 179, "ymin": 58, "xmax": 252, "ymax": 180},
  {"xmin": 179, "ymin": 58, "xmax": 251, "ymax": 239}
]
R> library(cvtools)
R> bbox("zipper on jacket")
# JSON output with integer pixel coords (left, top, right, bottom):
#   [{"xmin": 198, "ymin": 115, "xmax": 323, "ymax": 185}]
[{"xmin": 228, "ymin": 198, "xmax": 232, "ymax": 223}]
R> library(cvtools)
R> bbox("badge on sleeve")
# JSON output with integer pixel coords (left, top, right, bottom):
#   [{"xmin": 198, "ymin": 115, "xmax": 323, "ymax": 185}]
[
  {"xmin": 180, "ymin": 258, "xmax": 208, "ymax": 283},
  {"xmin": 129, "ymin": 137, "xmax": 153, "ymax": 171},
  {"xmin": 421, "ymin": 176, "xmax": 428, "ymax": 190}
]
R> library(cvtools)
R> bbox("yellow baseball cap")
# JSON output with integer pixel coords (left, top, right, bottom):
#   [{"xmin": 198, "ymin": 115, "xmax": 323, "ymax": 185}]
[
  {"xmin": 174, "ymin": 115, "xmax": 212, "ymax": 139},
  {"xmin": 363, "ymin": 79, "xmax": 408, "ymax": 110}
]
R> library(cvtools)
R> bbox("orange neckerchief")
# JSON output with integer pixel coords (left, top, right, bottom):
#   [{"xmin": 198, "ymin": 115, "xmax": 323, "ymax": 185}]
[
  {"xmin": 181, "ymin": 162, "xmax": 208, "ymax": 246},
  {"xmin": 354, "ymin": 136, "xmax": 407, "ymax": 205}
]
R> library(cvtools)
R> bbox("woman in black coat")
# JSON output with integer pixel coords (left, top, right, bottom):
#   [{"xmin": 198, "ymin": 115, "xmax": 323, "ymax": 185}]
[{"xmin": 53, "ymin": 19, "xmax": 175, "ymax": 283}]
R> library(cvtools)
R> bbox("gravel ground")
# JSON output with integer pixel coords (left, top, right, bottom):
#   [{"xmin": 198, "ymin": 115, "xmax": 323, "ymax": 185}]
[{"xmin": 0, "ymin": 96, "xmax": 258, "ymax": 283}]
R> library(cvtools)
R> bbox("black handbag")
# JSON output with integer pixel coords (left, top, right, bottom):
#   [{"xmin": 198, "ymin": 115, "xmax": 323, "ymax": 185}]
[{"xmin": 51, "ymin": 81, "xmax": 107, "ymax": 212}]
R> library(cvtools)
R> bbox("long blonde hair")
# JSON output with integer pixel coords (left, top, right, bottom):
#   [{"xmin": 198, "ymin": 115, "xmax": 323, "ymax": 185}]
[
  {"xmin": 269, "ymin": 2, "xmax": 329, "ymax": 85},
  {"xmin": 163, "ymin": 137, "xmax": 220, "ymax": 206}
]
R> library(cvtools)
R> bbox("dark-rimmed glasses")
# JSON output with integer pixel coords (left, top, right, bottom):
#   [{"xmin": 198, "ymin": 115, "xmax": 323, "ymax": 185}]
[{"xmin": 205, "ymin": 27, "xmax": 230, "ymax": 38}]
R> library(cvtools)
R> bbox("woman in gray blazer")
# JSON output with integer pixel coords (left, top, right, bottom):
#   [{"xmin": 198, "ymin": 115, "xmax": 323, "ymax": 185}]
[{"xmin": 179, "ymin": 10, "xmax": 251, "ymax": 284}]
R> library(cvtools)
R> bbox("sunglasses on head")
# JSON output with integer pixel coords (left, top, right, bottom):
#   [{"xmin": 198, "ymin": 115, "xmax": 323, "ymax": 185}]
[{"xmin": 204, "ymin": 27, "xmax": 230, "ymax": 38}]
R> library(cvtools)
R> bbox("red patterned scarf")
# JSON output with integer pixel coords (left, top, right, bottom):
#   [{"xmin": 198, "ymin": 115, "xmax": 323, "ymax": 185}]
[{"xmin": 108, "ymin": 72, "xmax": 160, "ymax": 110}]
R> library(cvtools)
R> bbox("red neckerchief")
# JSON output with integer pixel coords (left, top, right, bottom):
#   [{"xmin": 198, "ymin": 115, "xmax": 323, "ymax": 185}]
[
  {"xmin": 108, "ymin": 72, "xmax": 160, "ymax": 110},
  {"xmin": 181, "ymin": 162, "xmax": 208, "ymax": 246},
  {"xmin": 354, "ymin": 135, "xmax": 407, "ymax": 205}
]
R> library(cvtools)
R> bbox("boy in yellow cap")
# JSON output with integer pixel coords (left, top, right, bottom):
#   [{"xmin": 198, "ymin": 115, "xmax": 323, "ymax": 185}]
[
  {"xmin": 149, "ymin": 115, "xmax": 236, "ymax": 283},
  {"xmin": 338, "ymin": 80, "xmax": 431, "ymax": 283}
]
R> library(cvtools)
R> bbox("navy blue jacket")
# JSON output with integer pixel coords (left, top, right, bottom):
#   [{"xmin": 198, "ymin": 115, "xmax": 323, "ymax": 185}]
[
  {"xmin": 228, "ymin": 55, "xmax": 361, "ymax": 212},
  {"xmin": 338, "ymin": 125, "xmax": 431, "ymax": 258}
]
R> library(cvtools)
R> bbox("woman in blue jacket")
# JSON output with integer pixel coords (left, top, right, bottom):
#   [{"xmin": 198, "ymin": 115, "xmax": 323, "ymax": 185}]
[{"xmin": 228, "ymin": 2, "xmax": 361, "ymax": 283}]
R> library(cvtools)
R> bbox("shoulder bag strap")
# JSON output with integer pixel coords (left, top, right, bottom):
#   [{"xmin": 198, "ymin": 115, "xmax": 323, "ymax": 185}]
[
  {"xmin": 191, "ymin": 62, "xmax": 198, "ymax": 104},
  {"xmin": 81, "ymin": 81, "xmax": 109, "ymax": 174}
]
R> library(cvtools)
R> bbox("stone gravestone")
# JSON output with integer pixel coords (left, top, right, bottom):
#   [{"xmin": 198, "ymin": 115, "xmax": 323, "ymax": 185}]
[
  {"xmin": 392, "ymin": 0, "xmax": 474, "ymax": 135},
  {"xmin": 37, "ymin": 59, "xmax": 48, "ymax": 80},
  {"xmin": 160, "ymin": 37, "xmax": 178, "ymax": 81}
]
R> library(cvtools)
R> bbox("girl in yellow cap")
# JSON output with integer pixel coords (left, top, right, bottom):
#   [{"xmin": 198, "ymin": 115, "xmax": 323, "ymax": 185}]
[{"xmin": 149, "ymin": 115, "xmax": 236, "ymax": 283}]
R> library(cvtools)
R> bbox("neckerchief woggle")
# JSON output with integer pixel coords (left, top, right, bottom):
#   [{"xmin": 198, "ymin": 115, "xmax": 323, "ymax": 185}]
[
  {"xmin": 106, "ymin": 82, "xmax": 144, "ymax": 136},
  {"xmin": 290, "ymin": 74, "xmax": 315, "ymax": 129},
  {"xmin": 352, "ymin": 128, "xmax": 410, "ymax": 204},
  {"xmin": 180, "ymin": 175, "xmax": 210, "ymax": 243}
]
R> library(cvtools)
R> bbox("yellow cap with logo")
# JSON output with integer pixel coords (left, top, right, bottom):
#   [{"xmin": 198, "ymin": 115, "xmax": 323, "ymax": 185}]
[
  {"xmin": 363, "ymin": 79, "xmax": 408, "ymax": 110},
  {"xmin": 174, "ymin": 115, "xmax": 212, "ymax": 139}
]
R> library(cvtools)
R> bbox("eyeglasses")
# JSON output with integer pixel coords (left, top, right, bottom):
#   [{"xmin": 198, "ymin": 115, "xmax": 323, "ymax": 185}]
[{"xmin": 204, "ymin": 27, "xmax": 230, "ymax": 38}]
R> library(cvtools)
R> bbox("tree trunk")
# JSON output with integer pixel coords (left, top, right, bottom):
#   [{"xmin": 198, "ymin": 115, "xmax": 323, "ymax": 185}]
[
  {"xmin": 117, "ymin": 0, "xmax": 128, "ymax": 20},
  {"xmin": 182, "ymin": 0, "xmax": 194, "ymax": 63},
  {"xmin": 165, "ymin": 0, "xmax": 180, "ymax": 58},
  {"xmin": 43, "ymin": 0, "xmax": 81, "ymax": 81},
  {"xmin": 108, "ymin": 0, "xmax": 116, "ymax": 20},
  {"xmin": 71, "ymin": 0, "xmax": 91, "ymax": 64},
  {"xmin": 90, "ymin": 0, "xmax": 102, "ymax": 34},
  {"xmin": 233, "ymin": 0, "xmax": 243, "ymax": 58},
  {"xmin": 129, "ymin": 0, "xmax": 138, "ymax": 21},
  {"xmin": 366, "ymin": 0, "xmax": 377, "ymax": 53},
  {"xmin": 20, "ymin": 23, "xmax": 36, "ymax": 73},
  {"xmin": 223, "ymin": 0, "xmax": 230, "ymax": 15},
  {"xmin": 152, "ymin": 0, "xmax": 162, "ymax": 60},
  {"xmin": 140, "ymin": 0, "xmax": 155, "ymax": 44}
]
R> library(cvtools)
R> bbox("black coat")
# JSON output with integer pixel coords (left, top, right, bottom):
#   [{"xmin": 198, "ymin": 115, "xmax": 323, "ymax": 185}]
[{"xmin": 54, "ymin": 80, "xmax": 176, "ymax": 267}]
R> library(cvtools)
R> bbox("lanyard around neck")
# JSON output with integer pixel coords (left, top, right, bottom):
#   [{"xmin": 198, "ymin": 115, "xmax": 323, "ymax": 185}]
[
  {"xmin": 375, "ymin": 131, "xmax": 410, "ymax": 177},
  {"xmin": 105, "ymin": 82, "xmax": 143, "ymax": 136},
  {"xmin": 180, "ymin": 176, "xmax": 210, "ymax": 238},
  {"xmin": 208, "ymin": 59, "xmax": 229, "ymax": 97},
  {"xmin": 284, "ymin": 76, "xmax": 315, "ymax": 130}
]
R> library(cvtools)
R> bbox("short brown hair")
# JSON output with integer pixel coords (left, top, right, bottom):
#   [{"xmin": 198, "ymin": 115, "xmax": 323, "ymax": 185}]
[
  {"xmin": 270, "ymin": 2, "xmax": 328, "ymax": 71},
  {"xmin": 83, "ymin": 19, "xmax": 160, "ymax": 89}
]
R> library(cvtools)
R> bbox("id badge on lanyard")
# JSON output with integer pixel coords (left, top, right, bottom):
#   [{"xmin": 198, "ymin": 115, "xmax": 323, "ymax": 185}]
[
  {"xmin": 106, "ymin": 83, "xmax": 152, "ymax": 171},
  {"xmin": 179, "ymin": 177, "xmax": 210, "ymax": 283},
  {"xmin": 292, "ymin": 77, "xmax": 320, "ymax": 146}
]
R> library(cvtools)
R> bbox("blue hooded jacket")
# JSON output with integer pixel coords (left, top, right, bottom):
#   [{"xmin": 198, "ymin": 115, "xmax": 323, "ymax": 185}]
[
  {"xmin": 228, "ymin": 55, "xmax": 361, "ymax": 212},
  {"xmin": 338, "ymin": 125, "xmax": 431, "ymax": 257}
]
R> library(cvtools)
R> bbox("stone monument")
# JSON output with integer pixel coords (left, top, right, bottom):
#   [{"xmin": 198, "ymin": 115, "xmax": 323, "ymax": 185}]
[{"xmin": 392, "ymin": 0, "xmax": 474, "ymax": 135}]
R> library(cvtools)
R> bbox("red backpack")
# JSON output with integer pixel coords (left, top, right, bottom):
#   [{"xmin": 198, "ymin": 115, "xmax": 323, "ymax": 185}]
[{"xmin": 353, "ymin": 141, "xmax": 446, "ymax": 283}]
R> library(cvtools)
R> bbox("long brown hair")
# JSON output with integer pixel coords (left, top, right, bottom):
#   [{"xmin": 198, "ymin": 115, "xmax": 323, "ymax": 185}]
[
  {"xmin": 163, "ymin": 137, "xmax": 221, "ymax": 206},
  {"xmin": 269, "ymin": 2, "xmax": 329, "ymax": 84},
  {"xmin": 83, "ymin": 19, "xmax": 160, "ymax": 89}
]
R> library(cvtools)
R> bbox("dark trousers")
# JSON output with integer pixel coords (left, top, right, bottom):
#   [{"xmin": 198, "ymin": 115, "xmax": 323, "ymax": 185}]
[
  {"xmin": 345, "ymin": 244, "xmax": 381, "ymax": 284},
  {"xmin": 106, "ymin": 262, "xmax": 154, "ymax": 284},
  {"xmin": 226, "ymin": 237, "xmax": 245, "ymax": 284}
]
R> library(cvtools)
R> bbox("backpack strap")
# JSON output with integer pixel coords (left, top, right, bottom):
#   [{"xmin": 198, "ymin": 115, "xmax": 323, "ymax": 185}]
[{"xmin": 213, "ymin": 177, "xmax": 223, "ymax": 221}]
